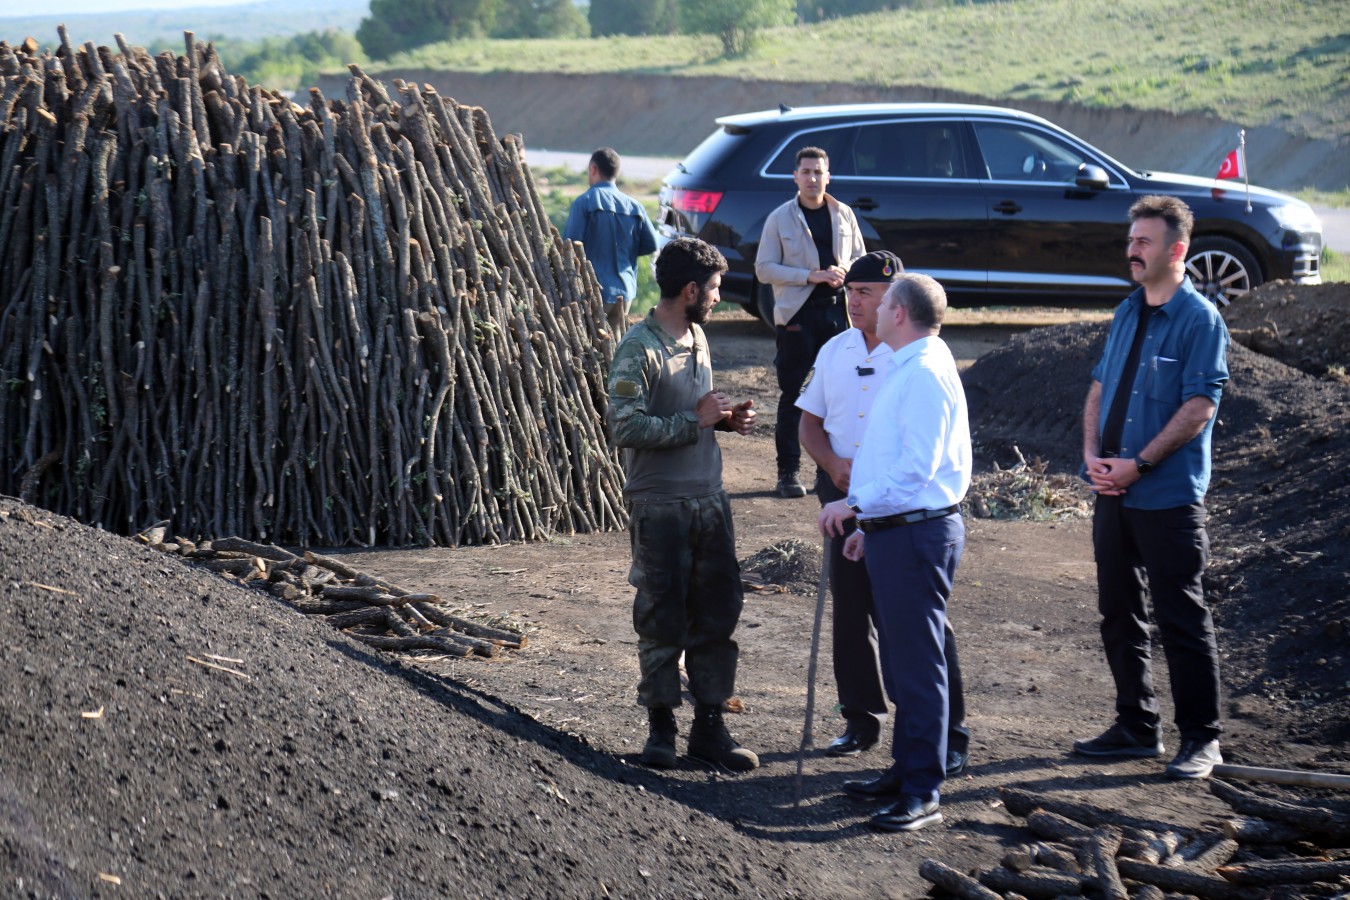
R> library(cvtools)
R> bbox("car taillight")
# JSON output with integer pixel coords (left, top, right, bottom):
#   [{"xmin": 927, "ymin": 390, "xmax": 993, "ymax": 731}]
[{"xmin": 671, "ymin": 189, "xmax": 723, "ymax": 215}]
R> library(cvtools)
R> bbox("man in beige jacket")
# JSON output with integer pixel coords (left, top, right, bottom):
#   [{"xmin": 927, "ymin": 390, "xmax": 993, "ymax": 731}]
[{"xmin": 754, "ymin": 147, "xmax": 866, "ymax": 498}]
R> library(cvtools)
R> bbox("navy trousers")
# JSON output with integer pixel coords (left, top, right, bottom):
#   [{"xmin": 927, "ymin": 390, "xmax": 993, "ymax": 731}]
[
  {"xmin": 863, "ymin": 513, "xmax": 965, "ymax": 804},
  {"xmin": 817, "ymin": 475, "xmax": 969, "ymax": 752}
]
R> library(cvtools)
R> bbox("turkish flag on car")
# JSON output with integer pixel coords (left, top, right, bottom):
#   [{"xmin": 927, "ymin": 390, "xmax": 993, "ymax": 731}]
[{"xmin": 1216, "ymin": 148, "xmax": 1245, "ymax": 180}]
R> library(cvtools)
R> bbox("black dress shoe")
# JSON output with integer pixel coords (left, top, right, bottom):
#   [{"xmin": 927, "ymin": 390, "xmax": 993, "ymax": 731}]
[
  {"xmin": 870, "ymin": 796, "xmax": 942, "ymax": 832},
  {"xmin": 843, "ymin": 768, "xmax": 903, "ymax": 800},
  {"xmin": 945, "ymin": 749, "xmax": 969, "ymax": 777},
  {"xmin": 826, "ymin": 730, "xmax": 878, "ymax": 757}
]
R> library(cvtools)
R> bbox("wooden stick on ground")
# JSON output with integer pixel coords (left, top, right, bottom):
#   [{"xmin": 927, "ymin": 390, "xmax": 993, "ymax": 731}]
[
  {"xmin": 1211, "ymin": 763, "xmax": 1350, "ymax": 792},
  {"xmin": 917, "ymin": 859, "xmax": 1001, "ymax": 900}
]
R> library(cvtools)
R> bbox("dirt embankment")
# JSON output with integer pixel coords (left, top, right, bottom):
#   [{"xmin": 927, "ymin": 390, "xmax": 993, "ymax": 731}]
[{"xmin": 315, "ymin": 69, "xmax": 1350, "ymax": 191}]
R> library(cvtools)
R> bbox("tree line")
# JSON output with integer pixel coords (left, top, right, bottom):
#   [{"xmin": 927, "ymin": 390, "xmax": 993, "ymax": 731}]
[
  {"xmin": 186, "ymin": 0, "xmax": 991, "ymax": 93},
  {"xmin": 359, "ymin": 0, "xmax": 982, "ymax": 59}
]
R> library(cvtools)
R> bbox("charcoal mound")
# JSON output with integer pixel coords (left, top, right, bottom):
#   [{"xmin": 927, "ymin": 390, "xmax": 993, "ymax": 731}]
[{"xmin": 0, "ymin": 495, "xmax": 825, "ymax": 898}]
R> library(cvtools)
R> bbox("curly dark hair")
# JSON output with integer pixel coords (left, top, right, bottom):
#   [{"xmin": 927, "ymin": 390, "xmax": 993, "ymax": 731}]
[
  {"xmin": 1129, "ymin": 195, "xmax": 1194, "ymax": 246},
  {"xmin": 654, "ymin": 238, "xmax": 727, "ymax": 299}
]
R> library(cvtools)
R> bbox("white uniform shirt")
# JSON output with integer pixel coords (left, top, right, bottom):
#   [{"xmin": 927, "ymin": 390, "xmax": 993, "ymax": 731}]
[
  {"xmin": 849, "ymin": 335, "xmax": 972, "ymax": 518},
  {"xmin": 795, "ymin": 328, "xmax": 893, "ymax": 461}
]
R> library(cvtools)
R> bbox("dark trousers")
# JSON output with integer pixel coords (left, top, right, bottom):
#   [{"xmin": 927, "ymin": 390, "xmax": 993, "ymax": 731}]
[
  {"xmin": 774, "ymin": 301, "xmax": 848, "ymax": 477},
  {"xmin": 817, "ymin": 476, "xmax": 969, "ymax": 752},
  {"xmin": 864, "ymin": 514, "xmax": 965, "ymax": 804},
  {"xmin": 1092, "ymin": 496, "xmax": 1221, "ymax": 742},
  {"xmin": 628, "ymin": 492, "xmax": 743, "ymax": 709}
]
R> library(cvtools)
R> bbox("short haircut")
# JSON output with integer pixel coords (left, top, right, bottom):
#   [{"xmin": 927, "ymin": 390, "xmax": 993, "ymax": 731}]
[
  {"xmin": 590, "ymin": 147, "xmax": 621, "ymax": 181},
  {"xmin": 1129, "ymin": 194, "xmax": 1194, "ymax": 246},
  {"xmin": 655, "ymin": 237, "xmax": 727, "ymax": 300},
  {"xmin": 795, "ymin": 146, "xmax": 828, "ymax": 168},
  {"xmin": 886, "ymin": 274, "xmax": 947, "ymax": 331}
]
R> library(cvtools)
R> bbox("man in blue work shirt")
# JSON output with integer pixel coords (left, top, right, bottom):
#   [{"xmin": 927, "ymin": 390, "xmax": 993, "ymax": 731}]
[
  {"xmin": 564, "ymin": 148, "xmax": 659, "ymax": 337},
  {"xmin": 1073, "ymin": 195, "xmax": 1230, "ymax": 780}
]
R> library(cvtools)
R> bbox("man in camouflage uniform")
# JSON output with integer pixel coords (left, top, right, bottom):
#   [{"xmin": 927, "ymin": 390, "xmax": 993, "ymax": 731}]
[{"xmin": 606, "ymin": 237, "xmax": 759, "ymax": 771}]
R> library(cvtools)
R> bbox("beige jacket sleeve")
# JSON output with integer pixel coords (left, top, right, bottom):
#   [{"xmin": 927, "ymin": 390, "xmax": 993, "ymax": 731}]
[{"xmin": 754, "ymin": 196, "xmax": 863, "ymax": 326}]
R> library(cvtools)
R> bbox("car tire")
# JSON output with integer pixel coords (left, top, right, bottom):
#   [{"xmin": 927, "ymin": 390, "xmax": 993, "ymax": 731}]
[{"xmin": 1185, "ymin": 237, "xmax": 1262, "ymax": 307}]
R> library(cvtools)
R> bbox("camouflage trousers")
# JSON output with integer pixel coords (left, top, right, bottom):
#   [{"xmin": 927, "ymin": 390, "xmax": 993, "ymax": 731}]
[{"xmin": 628, "ymin": 491, "xmax": 743, "ymax": 709}]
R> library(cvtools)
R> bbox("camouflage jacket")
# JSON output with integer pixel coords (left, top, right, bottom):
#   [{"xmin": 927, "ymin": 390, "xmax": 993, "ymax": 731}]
[{"xmin": 606, "ymin": 312, "xmax": 723, "ymax": 499}]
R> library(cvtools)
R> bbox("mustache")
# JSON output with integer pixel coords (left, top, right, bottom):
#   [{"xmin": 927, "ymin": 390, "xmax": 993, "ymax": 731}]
[{"xmin": 1128, "ymin": 256, "xmax": 1145, "ymax": 267}]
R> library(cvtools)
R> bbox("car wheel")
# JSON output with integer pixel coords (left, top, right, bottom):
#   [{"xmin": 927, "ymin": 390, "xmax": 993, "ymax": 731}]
[{"xmin": 1185, "ymin": 237, "xmax": 1261, "ymax": 308}]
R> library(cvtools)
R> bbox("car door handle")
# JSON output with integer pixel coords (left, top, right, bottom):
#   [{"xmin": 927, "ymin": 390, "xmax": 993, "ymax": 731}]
[
  {"xmin": 852, "ymin": 197, "xmax": 879, "ymax": 211},
  {"xmin": 992, "ymin": 200, "xmax": 1023, "ymax": 215}
]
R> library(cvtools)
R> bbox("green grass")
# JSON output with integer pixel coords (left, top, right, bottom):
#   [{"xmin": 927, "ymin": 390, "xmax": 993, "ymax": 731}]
[
  {"xmin": 1297, "ymin": 188, "xmax": 1350, "ymax": 208},
  {"xmin": 379, "ymin": 0, "xmax": 1349, "ymax": 142},
  {"xmin": 1322, "ymin": 248, "xmax": 1350, "ymax": 284}
]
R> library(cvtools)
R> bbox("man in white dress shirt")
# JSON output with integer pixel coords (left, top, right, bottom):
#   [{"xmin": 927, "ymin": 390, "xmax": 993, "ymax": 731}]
[
  {"xmin": 796, "ymin": 252, "xmax": 970, "ymax": 774},
  {"xmin": 819, "ymin": 273, "xmax": 972, "ymax": 833}
]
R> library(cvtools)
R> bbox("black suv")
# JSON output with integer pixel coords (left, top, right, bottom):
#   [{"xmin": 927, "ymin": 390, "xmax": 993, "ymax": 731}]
[{"xmin": 657, "ymin": 103, "xmax": 1323, "ymax": 317}]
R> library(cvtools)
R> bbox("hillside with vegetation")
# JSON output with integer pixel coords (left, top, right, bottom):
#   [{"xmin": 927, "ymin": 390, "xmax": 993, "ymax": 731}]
[{"xmin": 378, "ymin": 0, "xmax": 1349, "ymax": 143}]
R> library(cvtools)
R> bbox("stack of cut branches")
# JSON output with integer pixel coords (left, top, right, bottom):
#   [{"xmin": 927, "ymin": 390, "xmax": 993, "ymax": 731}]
[
  {"xmin": 917, "ymin": 783, "xmax": 1350, "ymax": 899},
  {"xmin": 138, "ymin": 528, "xmax": 527, "ymax": 659},
  {"xmin": 0, "ymin": 31, "xmax": 624, "ymax": 547}
]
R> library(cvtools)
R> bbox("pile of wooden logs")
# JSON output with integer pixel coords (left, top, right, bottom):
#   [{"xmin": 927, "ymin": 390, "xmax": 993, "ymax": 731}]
[
  {"xmin": 0, "ymin": 31, "xmax": 625, "ymax": 547},
  {"xmin": 137, "ymin": 527, "xmax": 526, "ymax": 658},
  {"xmin": 919, "ymin": 782, "xmax": 1350, "ymax": 899}
]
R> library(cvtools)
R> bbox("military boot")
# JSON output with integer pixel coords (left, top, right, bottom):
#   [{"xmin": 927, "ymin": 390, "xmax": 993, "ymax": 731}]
[
  {"xmin": 687, "ymin": 704, "xmax": 759, "ymax": 771},
  {"xmin": 776, "ymin": 471, "xmax": 807, "ymax": 499},
  {"xmin": 641, "ymin": 707, "xmax": 678, "ymax": 769}
]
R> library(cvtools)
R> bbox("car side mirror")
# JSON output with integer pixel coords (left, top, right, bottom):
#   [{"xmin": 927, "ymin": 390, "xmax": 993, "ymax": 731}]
[{"xmin": 1075, "ymin": 163, "xmax": 1109, "ymax": 190}]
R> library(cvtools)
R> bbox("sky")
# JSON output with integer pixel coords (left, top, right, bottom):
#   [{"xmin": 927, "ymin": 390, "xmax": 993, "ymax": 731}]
[{"xmin": 1, "ymin": 0, "xmax": 261, "ymax": 16}]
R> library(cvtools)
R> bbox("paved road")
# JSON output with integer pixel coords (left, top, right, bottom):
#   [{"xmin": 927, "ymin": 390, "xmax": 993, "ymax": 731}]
[
  {"xmin": 523, "ymin": 149, "xmax": 678, "ymax": 182},
  {"xmin": 1313, "ymin": 207, "xmax": 1350, "ymax": 254},
  {"xmin": 527, "ymin": 150, "xmax": 1350, "ymax": 256}
]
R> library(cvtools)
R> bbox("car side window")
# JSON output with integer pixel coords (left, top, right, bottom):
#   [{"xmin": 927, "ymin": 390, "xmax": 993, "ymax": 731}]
[
  {"xmin": 850, "ymin": 122, "xmax": 967, "ymax": 179},
  {"xmin": 972, "ymin": 122, "xmax": 1093, "ymax": 183},
  {"xmin": 764, "ymin": 127, "xmax": 857, "ymax": 177}
]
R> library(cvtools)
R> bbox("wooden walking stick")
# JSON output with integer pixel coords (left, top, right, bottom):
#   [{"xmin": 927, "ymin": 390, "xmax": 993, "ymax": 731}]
[{"xmin": 794, "ymin": 536, "xmax": 832, "ymax": 808}]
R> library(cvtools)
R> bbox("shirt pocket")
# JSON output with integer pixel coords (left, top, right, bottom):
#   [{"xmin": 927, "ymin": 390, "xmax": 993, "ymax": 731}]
[
  {"xmin": 780, "ymin": 230, "xmax": 805, "ymax": 252},
  {"xmin": 1144, "ymin": 356, "xmax": 1181, "ymax": 402}
]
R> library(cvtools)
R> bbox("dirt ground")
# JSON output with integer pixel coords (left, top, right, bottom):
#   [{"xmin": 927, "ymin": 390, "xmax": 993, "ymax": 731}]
[{"xmin": 2, "ymin": 288, "xmax": 1348, "ymax": 898}]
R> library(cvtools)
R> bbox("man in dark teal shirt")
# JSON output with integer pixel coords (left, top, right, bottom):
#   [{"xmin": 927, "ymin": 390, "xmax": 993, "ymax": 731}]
[
  {"xmin": 563, "ymin": 148, "xmax": 659, "ymax": 337},
  {"xmin": 1074, "ymin": 195, "xmax": 1230, "ymax": 780}
]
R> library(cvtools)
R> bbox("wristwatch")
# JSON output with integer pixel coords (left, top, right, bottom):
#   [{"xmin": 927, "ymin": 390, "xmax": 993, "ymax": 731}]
[
  {"xmin": 846, "ymin": 494, "xmax": 862, "ymax": 514},
  {"xmin": 1135, "ymin": 456, "xmax": 1155, "ymax": 475}
]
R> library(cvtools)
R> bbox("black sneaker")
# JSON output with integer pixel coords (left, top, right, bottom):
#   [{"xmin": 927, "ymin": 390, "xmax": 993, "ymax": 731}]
[
  {"xmin": 1165, "ymin": 739, "xmax": 1222, "ymax": 780},
  {"xmin": 776, "ymin": 473, "xmax": 807, "ymax": 499},
  {"xmin": 1072, "ymin": 723, "xmax": 1164, "ymax": 758}
]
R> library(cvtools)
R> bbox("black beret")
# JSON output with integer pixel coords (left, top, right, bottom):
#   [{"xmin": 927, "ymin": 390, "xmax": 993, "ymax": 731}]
[{"xmin": 843, "ymin": 250, "xmax": 904, "ymax": 285}]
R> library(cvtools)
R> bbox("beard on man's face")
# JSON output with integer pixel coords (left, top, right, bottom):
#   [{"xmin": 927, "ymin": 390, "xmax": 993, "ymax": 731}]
[{"xmin": 686, "ymin": 290, "xmax": 713, "ymax": 324}]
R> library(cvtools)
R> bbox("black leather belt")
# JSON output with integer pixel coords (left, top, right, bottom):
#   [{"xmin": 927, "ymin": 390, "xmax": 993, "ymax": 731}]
[{"xmin": 857, "ymin": 505, "xmax": 960, "ymax": 534}]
